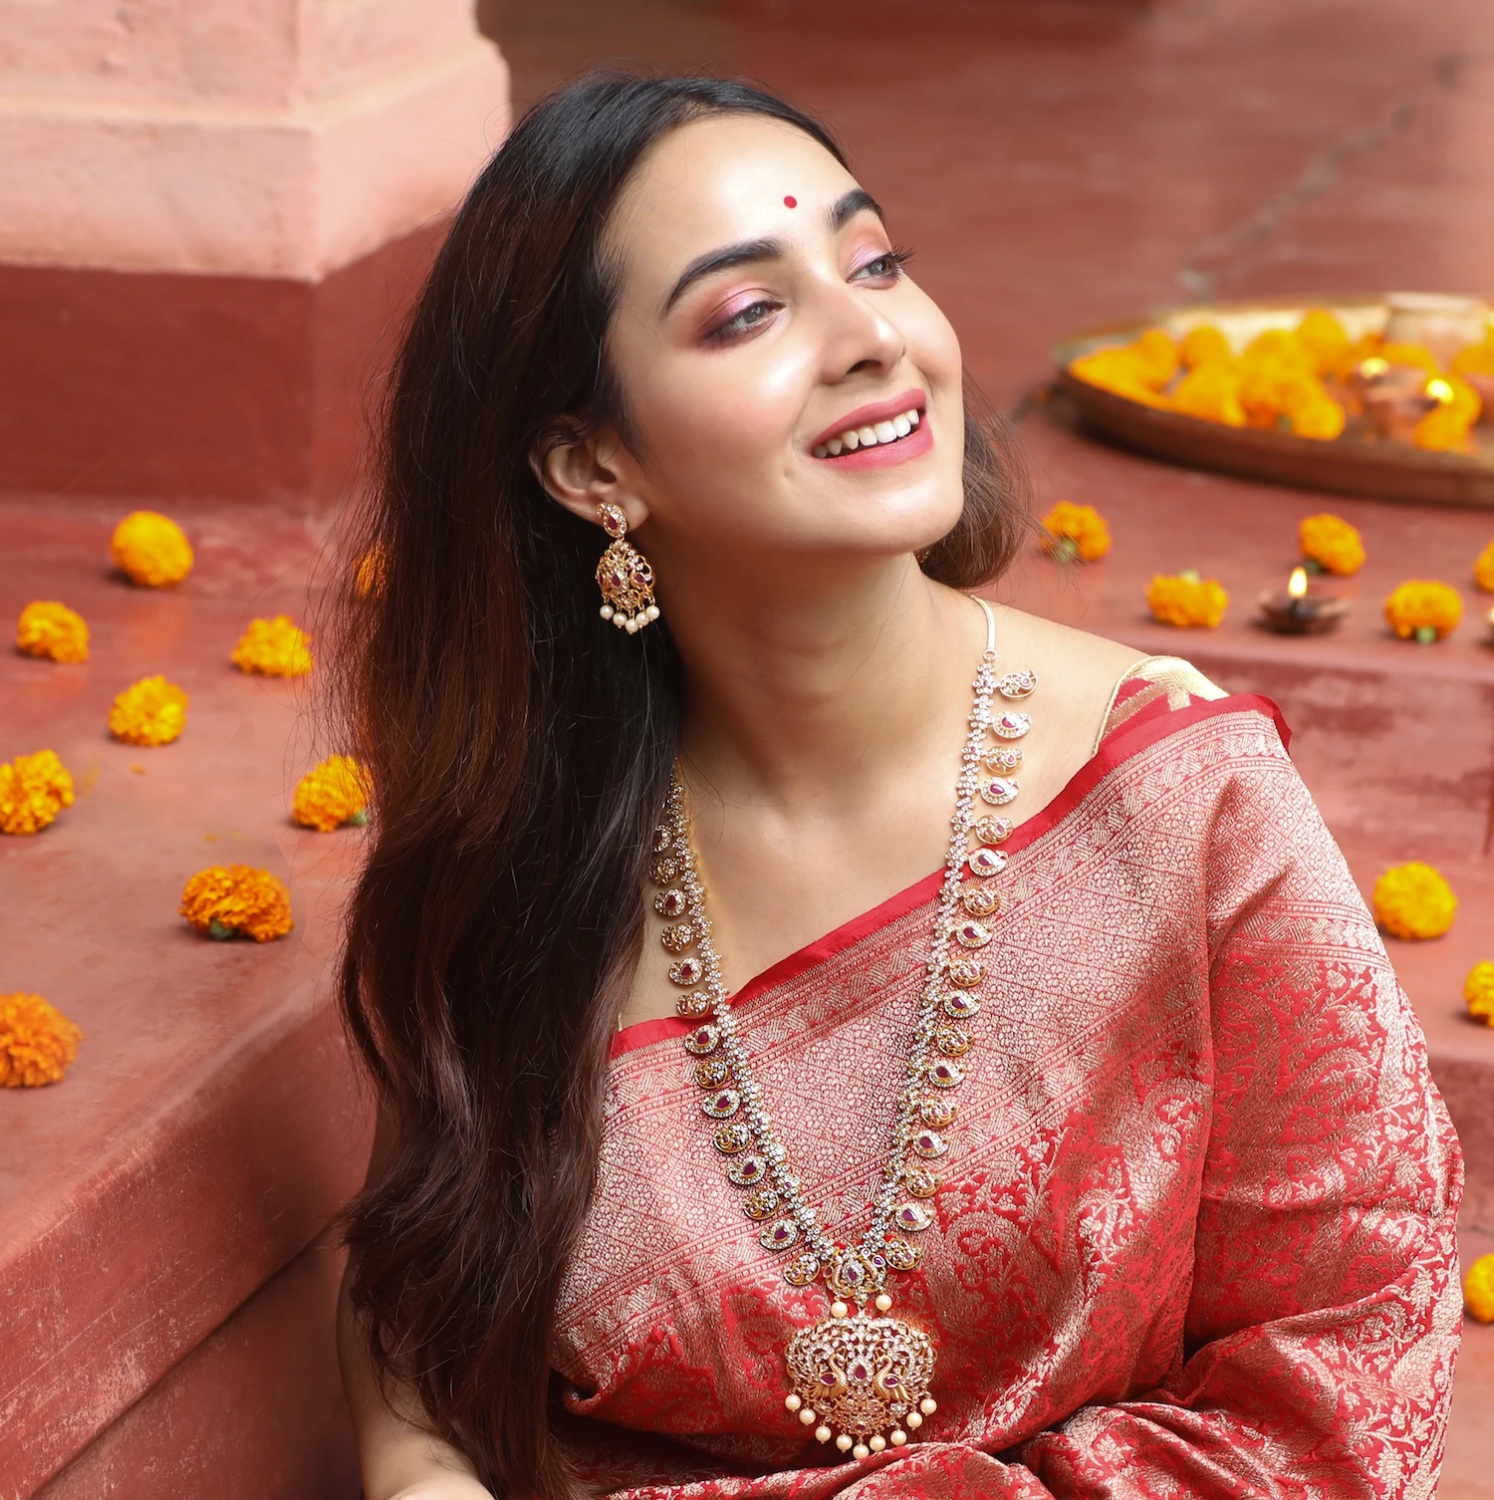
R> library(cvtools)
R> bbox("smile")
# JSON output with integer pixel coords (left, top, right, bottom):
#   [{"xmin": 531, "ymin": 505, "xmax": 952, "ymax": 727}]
[{"xmin": 812, "ymin": 406, "xmax": 922, "ymax": 459}]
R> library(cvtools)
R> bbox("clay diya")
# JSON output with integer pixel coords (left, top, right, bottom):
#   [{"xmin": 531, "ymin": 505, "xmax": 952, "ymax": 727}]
[
  {"xmin": 1257, "ymin": 567, "xmax": 1349, "ymax": 635},
  {"xmin": 1351, "ymin": 358, "xmax": 1442, "ymax": 442}
]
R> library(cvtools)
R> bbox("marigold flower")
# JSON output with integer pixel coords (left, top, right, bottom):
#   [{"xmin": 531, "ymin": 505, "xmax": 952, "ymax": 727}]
[
  {"xmin": 1383, "ymin": 580, "xmax": 1462, "ymax": 642},
  {"xmin": 1298, "ymin": 514, "xmax": 1365, "ymax": 576},
  {"xmin": 1475, "ymin": 539, "xmax": 1494, "ymax": 593},
  {"xmin": 232, "ymin": 615, "xmax": 313, "ymax": 677},
  {"xmin": 1239, "ymin": 359, "xmax": 1330, "ymax": 430},
  {"xmin": 1466, "ymin": 1252, "xmax": 1494, "ymax": 1324},
  {"xmin": 108, "ymin": 675, "xmax": 189, "ymax": 746},
  {"xmin": 1372, "ymin": 861, "xmax": 1457, "ymax": 941},
  {"xmin": 1242, "ymin": 328, "xmax": 1317, "ymax": 375},
  {"xmin": 1295, "ymin": 309, "xmax": 1351, "ymax": 375},
  {"xmin": 1451, "ymin": 338, "xmax": 1494, "ymax": 378},
  {"xmin": 1180, "ymin": 324, "xmax": 1232, "ymax": 369},
  {"xmin": 1172, "ymin": 363, "xmax": 1247, "ymax": 427},
  {"xmin": 1413, "ymin": 373, "xmax": 1481, "ymax": 452},
  {"xmin": 1039, "ymin": 502, "xmax": 1111, "ymax": 563},
  {"xmin": 0, "ymin": 992, "xmax": 83, "ymax": 1087},
  {"xmin": 1068, "ymin": 347, "xmax": 1173, "ymax": 408},
  {"xmin": 292, "ymin": 755, "xmax": 370, "ymax": 831},
  {"xmin": 1377, "ymin": 341, "xmax": 1441, "ymax": 374},
  {"xmin": 180, "ymin": 863, "xmax": 294, "ymax": 942},
  {"xmin": 110, "ymin": 510, "xmax": 194, "ymax": 588},
  {"xmin": 0, "ymin": 750, "xmax": 74, "ymax": 836},
  {"xmin": 1466, "ymin": 961, "xmax": 1494, "ymax": 1025},
  {"xmin": 1146, "ymin": 573, "xmax": 1228, "ymax": 629},
  {"xmin": 16, "ymin": 600, "xmax": 89, "ymax": 663}
]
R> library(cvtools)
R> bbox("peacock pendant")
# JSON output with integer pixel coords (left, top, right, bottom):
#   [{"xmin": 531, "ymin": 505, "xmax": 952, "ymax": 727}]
[{"xmin": 781, "ymin": 1248, "xmax": 938, "ymax": 1457}]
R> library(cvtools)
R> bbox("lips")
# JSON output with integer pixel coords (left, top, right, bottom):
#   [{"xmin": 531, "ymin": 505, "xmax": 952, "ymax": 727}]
[{"xmin": 808, "ymin": 388, "xmax": 928, "ymax": 455}]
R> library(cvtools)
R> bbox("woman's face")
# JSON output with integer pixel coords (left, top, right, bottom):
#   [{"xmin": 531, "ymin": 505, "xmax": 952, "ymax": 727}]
[{"xmin": 590, "ymin": 112, "xmax": 966, "ymax": 574}]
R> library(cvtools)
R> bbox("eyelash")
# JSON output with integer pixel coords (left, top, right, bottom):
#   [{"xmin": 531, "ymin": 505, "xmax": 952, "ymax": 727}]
[{"xmin": 708, "ymin": 245, "xmax": 915, "ymax": 342}]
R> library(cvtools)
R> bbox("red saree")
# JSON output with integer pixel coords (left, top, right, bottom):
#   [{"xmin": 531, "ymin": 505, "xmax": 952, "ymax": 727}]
[{"xmin": 552, "ymin": 671, "xmax": 1464, "ymax": 1498}]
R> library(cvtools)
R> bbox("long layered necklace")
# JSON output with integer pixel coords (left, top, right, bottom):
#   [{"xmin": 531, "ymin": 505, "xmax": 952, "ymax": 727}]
[{"xmin": 646, "ymin": 595, "xmax": 1035, "ymax": 1460}]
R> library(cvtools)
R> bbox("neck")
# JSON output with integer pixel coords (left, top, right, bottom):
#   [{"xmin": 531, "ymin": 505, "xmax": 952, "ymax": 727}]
[{"xmin": 660, "ymin": 550, "xmax": 982, "ymax": 810}]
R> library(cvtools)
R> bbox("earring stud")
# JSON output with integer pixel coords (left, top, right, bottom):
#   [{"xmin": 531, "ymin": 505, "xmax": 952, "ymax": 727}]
[{"xmin": 595, "ymin": 502, "xmax": 660, "ymax": 635}]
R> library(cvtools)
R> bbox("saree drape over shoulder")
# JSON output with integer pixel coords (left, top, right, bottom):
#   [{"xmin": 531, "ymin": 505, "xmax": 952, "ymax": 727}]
[{"xmin": 552, "ymin": 671, "xmax": 1464, "ymax": 1498}]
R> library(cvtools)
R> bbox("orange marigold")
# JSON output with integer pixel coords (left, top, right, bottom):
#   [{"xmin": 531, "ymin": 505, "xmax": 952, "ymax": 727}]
[
  {"xmin": 0, "ymin": 992, "xmax": 83, "ymax": 1087},
  {"xmin": 1146, "ymin": 572, "xmax": 1228, "ymax": 629},
  {"xmin": 110, "ymin": 510, "xmax": 194, "ymax": 587},
  {"xmin": 16, "ymin": 601, "xmax": 89, "ymax": 663},
  {"xmin": 292, "ymin": 755, "xmax": 370, "ymax": 831},
  {"xmin": 1452, "ymin": 338, "xmax": 1494, "ymax": 378},
  {"xmin": 1039, "ymin": 501, "xmax": 1111, "ymax": 563},
  {"xmin": 1172, "ymin": 363, "xmax": 1247, "ymax": 427},
  {"xmin": 180, "ymin": 863, "xmax": 294, "ymax": 942},
  {"xmin": 1466, "ymin": 1252, "xmax": 1494, "ymax": 1324},
  {"xmin": 108, "ymin": 675, "xmax": 189, "ymax": 746},
  {"xmin": 1475, "ymin": 539, "xmax": 1494, "ymax": 593},
  {"xmin": 1466, "ymin": 961, "xmax": 1494, "ymax": 1025},
  {"xmin": 232, "ymin": 615, "xmax": 313, "ymax": 677},
  {"xmin": 1298, "ymin": 513, "xmax": 1365, "ymax": 576},
  {"xmin": 1295, "ymin": 308, "xmax": 1351, "ymax": 375},
  {"xmin": 1179, "ymin": 324, "xmax": 1232, "ymax": 369},
  {"xmin": 1383, "ymin": 580, "xmax": 1462, "ymax": 642},
  {"xmin": 1372, "ymin": 861, "xmax": 1457, "ymax": 940},
  {"xmin": 0, "ymin": 749, "xmax": 74, "ymax": 836}
]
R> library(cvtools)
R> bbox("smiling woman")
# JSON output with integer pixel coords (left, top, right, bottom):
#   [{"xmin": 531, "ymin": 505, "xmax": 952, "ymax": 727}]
[{"xmin": 331, "ymin": 72, "xmax": 1462, "ymax": 1500}]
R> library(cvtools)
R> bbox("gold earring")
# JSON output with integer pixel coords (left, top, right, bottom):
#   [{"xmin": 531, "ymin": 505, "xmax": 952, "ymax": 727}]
[{"xmin": 595, "ymin": 502, "xmax": 660, "ymax": 635}]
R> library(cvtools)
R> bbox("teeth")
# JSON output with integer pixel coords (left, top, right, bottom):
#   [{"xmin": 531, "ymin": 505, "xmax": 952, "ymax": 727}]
[{"xmin": 813, "ymin": 407, "xmax": 923, "ymax": 457}]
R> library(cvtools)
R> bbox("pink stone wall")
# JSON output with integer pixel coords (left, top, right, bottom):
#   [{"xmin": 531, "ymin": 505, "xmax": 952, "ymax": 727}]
[{"xmin": 0, "ymin": 0, "xmax": 509, "ymax": 277}]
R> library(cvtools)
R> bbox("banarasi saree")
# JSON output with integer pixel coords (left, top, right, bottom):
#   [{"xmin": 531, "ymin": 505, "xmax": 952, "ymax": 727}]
[{"xmin": 552, "ymin": 658, "xmax": 1464, "ymax": 1498}]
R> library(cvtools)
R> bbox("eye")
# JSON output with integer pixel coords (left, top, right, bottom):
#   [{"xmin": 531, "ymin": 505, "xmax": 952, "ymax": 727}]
[
  {"xmin": 710, "ymin": 298, "xmax": 780, "ymax": 341},
  {"xmin": 852, "ymin": 247, "xmax": 914, "ymax": 282}
]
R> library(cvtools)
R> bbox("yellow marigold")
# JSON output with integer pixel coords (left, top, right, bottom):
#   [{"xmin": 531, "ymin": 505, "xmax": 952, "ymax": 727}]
[
  {"xmin": 1378, "ymin": 341, "xmax": 1441, "ymax": 374},
  {"xmin": 1069, "ymin": 347, "xmax": 1172, "ymax": 408},
  {"xmin": 1466, "ymin": 961, "xmax": 1494, "ymax": 1025},
  {"xmin": 1451, "ymin": 338, "xmax": 1494, "ymax": 378},
  {"xmin": 1172, "ymin": 362, "xmax": 1247, "ymax": 427},
  {"xmin": 1146, "ymin": 572, "xmax": 1228, "ymax": 629},
  {"xmin": 1372, "ymin": 861, "xmax": 1457, "ymax": 940},
  {"xmin": 0, "ymin": 749, "xmax": 74, "ymax": 836},
  {"xmin": 1413, "ymin": 373, "xmax": 1481, "ymax": 452},
  {"xmin": 180, "ymin": 863, "xmax": 294, "ymax": 943},
  {"xmin": 110, "ymin": 510, "xmax": 194, "ymax": 588},
  {"xmin": 108, "ymin": 675, "xmax": 189, "ymax": 746},
  {"xmin": 1465, "ymin": 1252, "xmax": 1494, "ymax": 1324},
  {"xmin": 1133, "ymin": 328, "xmax": 1181, "ymax": 386},
  {"xmin": 1289, "ymin": 396, "xmax": 1346, "ymax": 441},
  {"xmin": 1039, "ymin": 501, "xmax": 1111, "ymax": 563},
  {"xmin": 16, "ymin": 600, "xmax": 89, "ymax": 663},
  {"xmin": 1295, "ymin": 308, "xmax": 1351, "ymax": 375},
  {"xmin": 292, "ymin": 755, "xmax": 370, "ymax": 831},
  {"xmin": 1180, "ymin": 324, "xmax": 1232, "ymax": 369},
  {"xmin": 0, "ymin": 992, "xmax": 83, "ymax": 1087},
  {"xmin": 1239, "ymin": 358, "xmax": 1333, "ymax": 430},
  {"xmin": 1475, "ymin": 539, "xmax": 1494, "ymax": 593},
  {"xmin": 1242, "ymin": 328, "xmax": 1316, "ymax": 374},
  {"xmin": 1298, "ymin": 513, "xmax": 1365, "ymax": 576},
  {"xmin": 232, "ymin": 615, "xmax": 313, "ymax": 677},
  {"xmin": 1383, "ymin": 579, "xmax": 1462, "ymax": 642}
]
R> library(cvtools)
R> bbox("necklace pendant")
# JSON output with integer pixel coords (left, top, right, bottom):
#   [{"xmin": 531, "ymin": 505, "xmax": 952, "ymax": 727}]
[{"xmin": 785, "ymin": 1299, "xmax": 936, "ymax": 1458}]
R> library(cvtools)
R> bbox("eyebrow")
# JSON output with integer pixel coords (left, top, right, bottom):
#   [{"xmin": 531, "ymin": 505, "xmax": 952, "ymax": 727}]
[{"xmin": 661, "ymin": 188, "xmax": 885, "ymax": 314}]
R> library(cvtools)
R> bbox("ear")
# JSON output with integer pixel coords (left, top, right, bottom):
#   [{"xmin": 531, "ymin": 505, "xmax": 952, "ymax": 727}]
[{"xmin": 531, "ymin": 422, "xmax": 651, "ymax": 531}]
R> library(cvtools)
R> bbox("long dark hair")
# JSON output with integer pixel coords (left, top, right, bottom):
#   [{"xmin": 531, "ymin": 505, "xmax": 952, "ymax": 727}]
[{"xmin": 333, "ymin": 70, "xmax": 1028, "ymax": 1497}]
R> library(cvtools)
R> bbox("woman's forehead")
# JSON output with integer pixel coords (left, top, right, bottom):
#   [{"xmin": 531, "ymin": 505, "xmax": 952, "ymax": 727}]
[{"xmin": 607, "ymin": 115, "xmax": 858, "ymax": 298}]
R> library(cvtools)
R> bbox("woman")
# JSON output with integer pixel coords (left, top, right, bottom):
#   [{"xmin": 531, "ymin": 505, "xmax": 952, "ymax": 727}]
[{"xmin": 334, "ymin": 73, "xmax": 1463, "ymax": 1500}]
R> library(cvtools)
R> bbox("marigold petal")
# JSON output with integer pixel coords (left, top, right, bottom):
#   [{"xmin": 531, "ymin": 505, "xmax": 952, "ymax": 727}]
[{"xmin": 0, "ymin": 992, "xmax": 83, "ymax": 1086}]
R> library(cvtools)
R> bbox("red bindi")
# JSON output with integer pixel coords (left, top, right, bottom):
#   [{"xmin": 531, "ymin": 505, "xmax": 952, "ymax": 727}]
[{"xmin": 783, "ymin": 195, "xmax": 797, "ymax": 208}]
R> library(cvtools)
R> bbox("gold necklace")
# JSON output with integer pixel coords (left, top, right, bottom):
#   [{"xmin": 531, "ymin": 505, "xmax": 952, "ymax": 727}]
[{"xmin": 646, "ymin": 596, "xmax": 1035, "ymax": 1460}]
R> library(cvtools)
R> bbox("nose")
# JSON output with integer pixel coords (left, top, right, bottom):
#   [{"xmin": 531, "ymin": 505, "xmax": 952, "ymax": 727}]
[{"xmin": 816, "ymin": 275, "xmax": 905, "ymax": 383}]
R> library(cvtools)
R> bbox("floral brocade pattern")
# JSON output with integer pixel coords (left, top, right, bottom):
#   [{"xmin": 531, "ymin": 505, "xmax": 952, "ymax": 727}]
[{"xmin": 551, "ymin": 695, "xmax": 1463, "ymax": 1499}]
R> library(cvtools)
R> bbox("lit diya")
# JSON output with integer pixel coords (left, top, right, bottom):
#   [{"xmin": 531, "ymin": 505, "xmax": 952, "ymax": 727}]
[
  {"xmin": 1257, "ymin": 566, "xmax": 1349, "ymax": 635},
  {"xmin": 1352, "ymin": 357, "xmax": 1453, "ymax": 443}
]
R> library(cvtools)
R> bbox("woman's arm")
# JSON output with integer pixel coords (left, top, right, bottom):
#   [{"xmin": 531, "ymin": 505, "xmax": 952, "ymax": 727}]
[{"xmin": 339, "ymin": 1103, "xmax": 495, "ymax": 1500}]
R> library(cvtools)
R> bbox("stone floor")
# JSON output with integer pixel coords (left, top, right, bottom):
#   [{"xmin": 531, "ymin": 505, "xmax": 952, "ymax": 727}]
[{"xmin": 4, "ymin": 0, "xmax": 1494, "ymax": 1492}]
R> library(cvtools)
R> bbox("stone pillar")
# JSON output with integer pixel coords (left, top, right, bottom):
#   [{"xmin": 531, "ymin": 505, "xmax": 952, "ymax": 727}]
[{"xmin": 0, "ymin": 0, "xmax": 509, "ymax": 507}]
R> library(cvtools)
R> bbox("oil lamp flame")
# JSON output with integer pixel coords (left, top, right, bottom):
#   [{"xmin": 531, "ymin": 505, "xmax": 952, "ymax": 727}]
[
  {"xmin": 1425, "ymin": 377, "xmax": 1455, "ymax": 405},
  {"xmin": 1288, "ymin": 567, "xmax": 1308, "ymax": 600}
]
